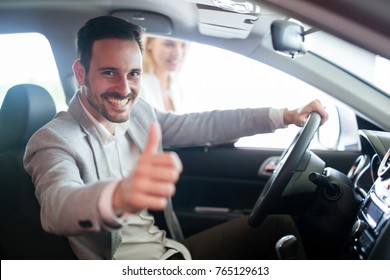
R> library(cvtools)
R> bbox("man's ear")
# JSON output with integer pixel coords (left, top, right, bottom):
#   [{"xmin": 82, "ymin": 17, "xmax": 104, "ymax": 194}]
[{"xmin": 73, "ymin": 59, "xmax": 86, "ymax": 86}]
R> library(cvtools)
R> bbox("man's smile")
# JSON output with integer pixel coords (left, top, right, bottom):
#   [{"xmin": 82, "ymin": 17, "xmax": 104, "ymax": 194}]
[{"xmin": 103, "ymin": 93, "xmax": 137, "ymax": 108}]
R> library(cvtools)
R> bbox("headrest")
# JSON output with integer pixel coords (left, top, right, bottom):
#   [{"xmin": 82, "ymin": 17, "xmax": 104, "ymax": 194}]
[{"xmin": 0, "ymin": 84, "xmax": 56, "ymax": 152}]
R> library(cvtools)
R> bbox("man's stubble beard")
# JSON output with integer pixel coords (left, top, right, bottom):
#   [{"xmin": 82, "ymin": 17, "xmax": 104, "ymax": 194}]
[{"xmin": 84, "ymin": 77, "xmax": 131, "ymax": 124}]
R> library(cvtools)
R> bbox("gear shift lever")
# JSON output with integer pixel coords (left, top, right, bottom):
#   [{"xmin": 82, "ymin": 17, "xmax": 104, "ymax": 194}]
[{"xmin": 275, "ymin": 235, "xmax": 298, "ymax": 260}]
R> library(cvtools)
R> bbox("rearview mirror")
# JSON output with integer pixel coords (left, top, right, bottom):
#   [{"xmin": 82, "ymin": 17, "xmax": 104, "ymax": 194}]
[{"xmin": 271, "ymin": 20, "xmax": 307, "ymax": 58}]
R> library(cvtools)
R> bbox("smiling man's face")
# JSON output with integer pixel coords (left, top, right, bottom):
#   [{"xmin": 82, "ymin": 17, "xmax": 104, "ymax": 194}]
[{"xmin": 75, "ymin": 38, "xmax": 143, "ymax": 127}]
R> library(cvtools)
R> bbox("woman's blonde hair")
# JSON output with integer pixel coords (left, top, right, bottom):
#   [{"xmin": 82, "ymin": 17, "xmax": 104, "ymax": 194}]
[{"xmin": 142, "ymin": 36, "xmax": 155, "ymax": 74}]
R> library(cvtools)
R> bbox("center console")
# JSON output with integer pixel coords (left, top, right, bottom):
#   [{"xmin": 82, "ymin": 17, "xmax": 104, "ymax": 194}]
[{"xmin": 352, "ymin": 149, "xmax": 390, "ymax": 259}]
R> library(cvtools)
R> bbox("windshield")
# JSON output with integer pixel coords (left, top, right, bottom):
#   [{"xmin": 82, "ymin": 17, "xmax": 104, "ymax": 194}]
[{"xmin": 308, "ymin": 31, "xmax": 390, "ymax": 96}]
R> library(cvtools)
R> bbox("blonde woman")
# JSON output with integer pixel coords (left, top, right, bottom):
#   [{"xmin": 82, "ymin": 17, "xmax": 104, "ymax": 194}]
[{"xmin": 141, "ymin": 37, "xmax": 189, "ymax": 113}]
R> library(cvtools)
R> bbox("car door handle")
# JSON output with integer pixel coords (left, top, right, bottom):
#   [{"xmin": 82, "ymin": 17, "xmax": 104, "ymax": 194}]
[
  {"xmin": 258, "ymin": 156, "xmax": 280, "ymax": 177},
  {"xmin": 194, "ymin": 207, "xmax": 230, "ymax": 214}
]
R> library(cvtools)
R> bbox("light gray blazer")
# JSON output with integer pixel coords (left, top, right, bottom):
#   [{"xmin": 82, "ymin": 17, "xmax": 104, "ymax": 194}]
[{"xmin": 24, "ymin": 92, "xmax": 276, "ymax": 259}]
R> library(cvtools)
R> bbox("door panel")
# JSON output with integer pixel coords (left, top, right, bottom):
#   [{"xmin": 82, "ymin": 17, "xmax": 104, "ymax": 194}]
[{"xmin": 157, "ymin": 145, "xmax": 360, "ymax": 238}]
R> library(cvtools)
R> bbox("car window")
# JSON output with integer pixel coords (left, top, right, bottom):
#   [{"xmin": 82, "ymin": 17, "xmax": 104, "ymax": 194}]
[
  {"xmin": 0, "ymin": 33, "xmax": 67, "ymax": 111},
  {"xmin": 0, "ymin": 33, "xmax": 360, "ymax": 152},
  {"xmin": 178, "ymin": 42, "xmax": 359, "ymax": 151}
]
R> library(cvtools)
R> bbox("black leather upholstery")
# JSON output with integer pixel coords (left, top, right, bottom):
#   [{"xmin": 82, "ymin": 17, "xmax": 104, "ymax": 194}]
[
  {"xmin": 0, "ymin": 84, "xmax": 76, "ymax": 259},
  {"xmin": 0, "ymin": 84, "xmax": 57, "ymax": 152}
]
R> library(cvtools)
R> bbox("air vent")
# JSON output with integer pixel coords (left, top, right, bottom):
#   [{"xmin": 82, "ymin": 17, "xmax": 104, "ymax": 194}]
[{"xmin": 378, "ymin": 149, "xmax": 390, "ymax": 179}]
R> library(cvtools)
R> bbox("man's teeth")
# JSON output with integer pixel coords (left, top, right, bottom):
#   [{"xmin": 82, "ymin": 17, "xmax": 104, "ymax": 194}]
[{"xmin": 106, "ymin": 97, "xmax": 129, "ymax": 106}]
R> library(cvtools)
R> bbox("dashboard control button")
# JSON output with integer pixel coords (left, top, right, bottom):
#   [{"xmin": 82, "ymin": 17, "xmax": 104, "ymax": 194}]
[{"xmin": 351, "ymin": 219, "xmax": 367, "ymax": 239}]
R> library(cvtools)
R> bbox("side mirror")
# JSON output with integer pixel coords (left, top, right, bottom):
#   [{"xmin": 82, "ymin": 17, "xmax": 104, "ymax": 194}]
[
  {"xmin": 317, "ymin": 103, "xmax": 361, "ymax": 151},
  {"xmin": 271, "ymin": 20, "xmax": 307, "ymax": 58},
  {"xmin": 317, "ymin": 104, "xmax": 340, "ymax": 149}
]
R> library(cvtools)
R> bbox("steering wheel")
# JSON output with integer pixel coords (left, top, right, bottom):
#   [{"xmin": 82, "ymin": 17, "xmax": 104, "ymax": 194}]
[{"xmin": 248, "ymin": 112, "xmax": 322, "ymax": 227}]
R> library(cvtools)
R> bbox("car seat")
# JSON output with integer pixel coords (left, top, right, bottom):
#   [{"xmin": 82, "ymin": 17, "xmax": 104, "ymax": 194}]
[{"xmin": 0, "ymin": 84, "xmax": 77, "ymax": 259}]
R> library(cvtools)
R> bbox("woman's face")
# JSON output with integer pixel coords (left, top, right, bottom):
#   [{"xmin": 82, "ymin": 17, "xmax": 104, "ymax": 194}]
[{"xmin": 147, "ymin": 38, "xmax": 188, "ymax": 73}]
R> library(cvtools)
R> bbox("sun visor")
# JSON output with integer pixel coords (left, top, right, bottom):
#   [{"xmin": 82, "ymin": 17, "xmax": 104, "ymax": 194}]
[
  {"xmin": 110, "ymin": 10, "xmax": 173, "ymax": 35},
  {"xmin": 195, "ymin": 5, "xmax": 259, "ymax": 39}
]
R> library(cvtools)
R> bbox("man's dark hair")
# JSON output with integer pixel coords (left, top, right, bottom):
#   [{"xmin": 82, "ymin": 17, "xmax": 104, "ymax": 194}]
[{"xmin": 77, "ymin": 16, "xmax": 144, "ymax": 72}]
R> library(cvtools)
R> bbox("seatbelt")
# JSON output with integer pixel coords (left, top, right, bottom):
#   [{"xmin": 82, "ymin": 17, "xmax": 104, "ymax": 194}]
[{"xmin": 164, "ymin": 198, "xmax": 184, "ymax": 242}]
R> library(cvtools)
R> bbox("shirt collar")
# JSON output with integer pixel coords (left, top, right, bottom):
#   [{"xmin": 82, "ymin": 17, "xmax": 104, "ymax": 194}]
[{"xmin": 78, "ymin": 94, "xmax": 129, "ymax": 143}]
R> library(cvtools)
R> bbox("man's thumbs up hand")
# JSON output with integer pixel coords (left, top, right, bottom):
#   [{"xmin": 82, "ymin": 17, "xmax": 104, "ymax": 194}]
[
  {"xmin": 143, "ymin": 121, "xmax": 161, "ymax": 155},
  {"xmin": 113, "ymin": 122, "xmax": 183, "ymax": 214}
]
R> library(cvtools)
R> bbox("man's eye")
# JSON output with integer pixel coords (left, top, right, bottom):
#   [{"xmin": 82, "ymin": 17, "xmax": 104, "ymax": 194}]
[
  {"xmin": 102, "ymin": 70, "xmax": 115, "ymax": 76},
  {"xmin": 129, "ymin": 71, "xmax": 141, "ymax": 78}
]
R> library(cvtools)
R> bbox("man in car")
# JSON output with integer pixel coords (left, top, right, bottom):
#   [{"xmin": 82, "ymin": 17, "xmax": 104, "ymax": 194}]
[{"xmin": 24, "ymin": 16, "xmax": 328, "ymax": 260}]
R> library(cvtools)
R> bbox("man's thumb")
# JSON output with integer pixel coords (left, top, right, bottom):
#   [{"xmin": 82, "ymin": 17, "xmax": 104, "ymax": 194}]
[{"xmin": 144, "ymin": 122, "xmax": 161, "ymax": 154}]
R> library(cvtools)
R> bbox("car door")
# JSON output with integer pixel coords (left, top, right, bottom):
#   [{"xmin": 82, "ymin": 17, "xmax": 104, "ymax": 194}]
[
  {"xmin": 170, "ymin": 142, "xmax": 360, "ymax": 237},
  {"xmin": 150, "ymin": 42, "xmax": 363, "ymax": 238}
]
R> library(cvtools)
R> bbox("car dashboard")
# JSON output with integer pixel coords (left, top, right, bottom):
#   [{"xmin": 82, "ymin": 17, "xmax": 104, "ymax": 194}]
[
  {"xmin": 352, "ymin": 152, "xmax": 390, "ymax": 259},
  {"xmin": 349, "ymin": 130, "xmax": 390, "ymax": 259}
]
